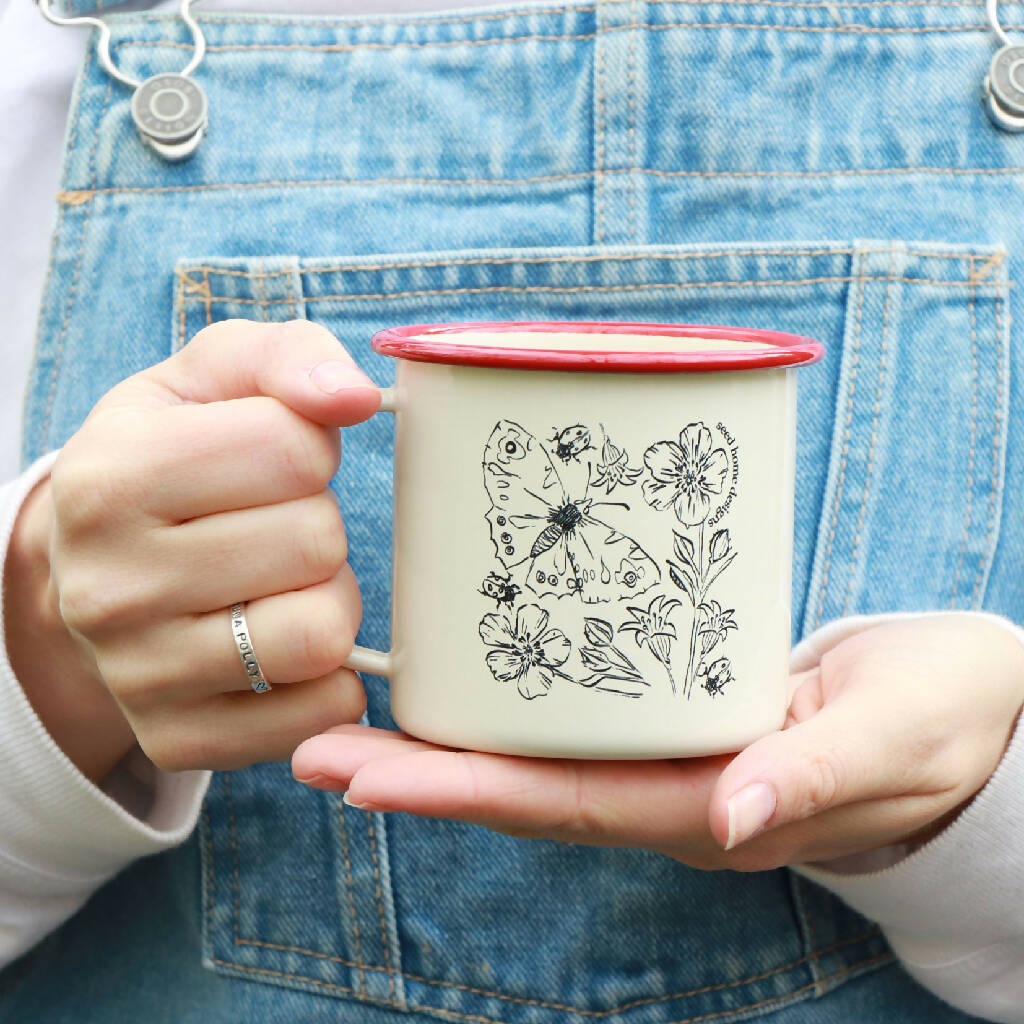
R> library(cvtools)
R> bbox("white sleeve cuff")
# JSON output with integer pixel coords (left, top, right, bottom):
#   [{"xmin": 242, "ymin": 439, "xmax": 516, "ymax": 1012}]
[
  {"xmin": 789, "ymin": 611, "xmax": 1024, "ymax": 1023},
  {"xmin": 0, "ymin": 453, "xmax": 210, "ymax": 965}
]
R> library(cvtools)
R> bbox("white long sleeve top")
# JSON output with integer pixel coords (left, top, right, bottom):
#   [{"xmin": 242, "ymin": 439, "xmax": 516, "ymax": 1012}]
[{"xmin": 2, "ymin": 2, "xmax": 1023, "ymax": 1021}]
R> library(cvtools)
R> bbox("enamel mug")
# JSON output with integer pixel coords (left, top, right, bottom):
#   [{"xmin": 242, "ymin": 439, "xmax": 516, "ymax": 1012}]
[{"xmin": 343, "ymin": 321, "xmax": 824, "ymax": 759}]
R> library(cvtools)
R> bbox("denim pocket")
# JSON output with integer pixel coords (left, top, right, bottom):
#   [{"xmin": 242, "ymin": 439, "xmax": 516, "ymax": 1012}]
[{"xmin": 179, "ymin": 239, "xmax": 1006, "ymax": 1023}]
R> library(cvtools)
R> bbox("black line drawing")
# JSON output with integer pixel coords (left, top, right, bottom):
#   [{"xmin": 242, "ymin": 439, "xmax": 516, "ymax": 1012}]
[
  {"xmin": 619, "ymin": 595, "xmax": 683, "ymax": 695},
  {"xmin": 548, "ymin": 424, "xmax": 594, "ymax": 463},
  {"xmin": 642, "ymin": 423, "xmax": 740, "ymax": 699},
  {"xmin": 479, "ymin": 570, "xmax": 521, "ymax": 609},
  {"xmin": 699, "ymin": 656, "xmax": 734, "ymax": 698},
  {"xmin": 483, "ymin": 420, "xmax": 660, "ymax": 605},
  {"xmin": 479, "ymin": 605, "xmax": 644, "ymax": 700},
  {"xmin": 479, "ymin": 419, "xmax": 741, "ymax": 704},
  {"xmin": 576, "ymin": 616, "xmax": 650, "ymax": 692},
  {"xmin": 591, "ymin": 424, "xmax": 643, "ymax": 494}
]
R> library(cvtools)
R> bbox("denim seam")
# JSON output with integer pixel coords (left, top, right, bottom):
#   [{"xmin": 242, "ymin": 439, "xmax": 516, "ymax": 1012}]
[
  {"xmin": 118, "ymin": 0, "xmax": 1024, "ymax": 29},
  {"xmin": 338, "ymin": 801, "xmax": 368, "ymax": 997},
  {"xmin": 206, "ymin": 950, "xmax": 895, "ymax": 1022},
  {"xmin": 254, "ymin": 258, "xmax": 268, "ymax": 322},
  {"xmin": 203, "ymin": 269, "xmax": 213, "ymax": 326},
  {"xmin": 365, "ymin": 812, "xmax": 398, "ymax": 999},
  {"xmin": 59, "ymin": 166, "xmax": 1024, "ymax": 198},
  {"xmin": 284, "ymin": 267, "xmax": 296, "ymax": 321},
  {"xmin": 225, "ymin": 774, "xmax": 243, "ymax": 939},
  {"xmin": 784, "ymin": 873, "xmax": 827, "ymax": 995},
  {"xmin": 114, "ymin": 22, "xmax": 1023, "ymax": 58},
  {"xmin": 38, "ymin": 57, "xmax": 112, "ymax": 452},
  {"xmin": 841, "ymin": 250, "xmax": 895, "ymax": 617},
  {"xmin": 177, "ymin": 247, "xmax": 995, "ymax": 279},
  {"xmin": 950, "ymin": 257, "xmax": 980, "ymax": 607},
  {"xmin": 627, "ymin": 1, "xmax": 638, "ymax": 244},
  {"xmin": 597, "ymin": 43, "xmax": 604, "ymax": 244},
  {"xmin": 977, "ymin": 286, "xmax": 1007, "ymax": 604},
  {"xmin": 814, "ymin": 254, "xmax": 867, "ymax": 629},
  {"xmin": 179, "ymin": 276, "xmax": 1001, "ymax": 309},
  {"xmin": 210, "ymin": 928, "xmax": 884, "ymax": 1014}
]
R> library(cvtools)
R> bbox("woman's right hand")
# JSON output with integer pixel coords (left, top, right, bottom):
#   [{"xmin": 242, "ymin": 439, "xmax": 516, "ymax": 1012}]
[{"xmin": 6, "ymin": 318, "xmax": 380, "ymax": 778}]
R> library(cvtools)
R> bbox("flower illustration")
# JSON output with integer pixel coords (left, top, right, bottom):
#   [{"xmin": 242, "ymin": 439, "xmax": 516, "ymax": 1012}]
[
  {"xmin": 619, "ymin": 595, "xmax": 682, "ymax": 694},
  {"xmin": 591, "ymin": 426, "xmax": 643, "ymax": 494},
  {"xmin": 479, "ymin": 604, "xmax": 571, "ymax": 699},
  {"xmin": 642, "ymin": 423, "xmax": 728, "ymax": 526},
  {"xmin": 697, "ymin": 600, "xmax": 738, "ymax": 655},
  {"xmin": 613, "ymin": 556, "xmax": 652, "ymax": 594},
  {"xmin": 699, "ymin": 656, "xmax": 733, "ymax": 697},
  {"xmin": 708, "ymin": 529, "xmax": 732, "ymax": 563}
]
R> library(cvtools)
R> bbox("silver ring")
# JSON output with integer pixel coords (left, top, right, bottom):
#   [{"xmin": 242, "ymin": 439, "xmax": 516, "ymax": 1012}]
[{"xmin": 230, "ymin": 603, "xmax": 272, "ymax": 694}]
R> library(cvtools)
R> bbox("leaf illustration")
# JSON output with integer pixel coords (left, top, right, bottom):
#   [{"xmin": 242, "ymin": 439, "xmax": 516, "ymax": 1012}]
[
  {"xmin": 667, "ymin": 561, "xmax": 697, "ymax": 604},
  {"xmin": 672, "ymin": 531, "xmax": 697, "ymax": 568},
  {"xmin": 583, "ymin": 618, "xmax": 615, "ymax": 647}
]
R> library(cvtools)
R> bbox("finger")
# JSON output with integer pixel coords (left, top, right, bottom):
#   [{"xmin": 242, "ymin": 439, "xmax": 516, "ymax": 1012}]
[
  {"xmin": 135, "ymin": 397, "xmax": 342, "ymax": 520},
  {"xmin": 99, "ymin": 319, "xmax": 381, "ymax": 428},
  {"xmin": 295, "ymin": 726, "xmax": 729, "ymax": 845},
  {"xmin": 292, "ymin": 724, "xmax": 442, "ymax": 785},
  {"xmin": 109, "ymin": 565, "xmax": 363, "ymax": 708},
  {"xmin": 708, "ymin": 685, "xmax": 914, "ymax": 852},
  {"xmin": 152, "ymin": 491, "xmax": 349, "ymax": 613},
  {"xmin": 139, "ymin": 667, "xmax": 368, "ymax": 772}
]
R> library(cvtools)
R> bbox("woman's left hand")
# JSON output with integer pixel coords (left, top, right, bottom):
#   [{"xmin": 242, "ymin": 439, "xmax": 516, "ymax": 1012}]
[{"xmin": 292, "ymin": 615, "xmax": 1024, "ymax": 870}]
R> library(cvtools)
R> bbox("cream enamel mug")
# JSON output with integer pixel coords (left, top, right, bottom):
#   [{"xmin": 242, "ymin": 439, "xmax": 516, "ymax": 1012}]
[{"xmin": 341, "ymin": 321, "xmax": 824, "ymax": 759}]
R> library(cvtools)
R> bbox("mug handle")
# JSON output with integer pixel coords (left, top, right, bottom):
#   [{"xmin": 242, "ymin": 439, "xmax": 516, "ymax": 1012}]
[{"xmin": 339, "ymin": 385, "xmax": 398, "ymax": 679}]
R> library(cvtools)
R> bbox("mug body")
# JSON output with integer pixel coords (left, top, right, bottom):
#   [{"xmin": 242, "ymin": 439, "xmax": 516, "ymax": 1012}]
[{"xmin": 379, "ymin": 324, "xmax": 811, "ymax": 758}]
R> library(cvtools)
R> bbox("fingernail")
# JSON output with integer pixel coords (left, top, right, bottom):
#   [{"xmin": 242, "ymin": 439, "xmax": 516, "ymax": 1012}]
[
  {"xmin": 725, "ymin": 782, "xmax": 777, "ymax": 850},
  {"xmin": 294, "ymin": 772, "xmax": 346, "ymax": 791},
  {"xmin": 342, "ymin": 791, "xmax": 377, "ymax": 811},
  {"xmin": 308, "ymin": 360, "xmax": 374, "ymax": 395}
]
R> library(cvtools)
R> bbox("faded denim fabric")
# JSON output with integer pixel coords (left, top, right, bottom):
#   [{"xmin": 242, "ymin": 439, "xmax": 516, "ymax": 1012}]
[{"xmin": 3, "ymin": 1, "xmax": 1018, "ymax": 1021}]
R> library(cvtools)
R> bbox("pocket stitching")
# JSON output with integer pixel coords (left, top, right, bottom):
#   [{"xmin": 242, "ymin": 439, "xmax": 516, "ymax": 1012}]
[
  {"xmin": 949, "ymin": 257, "xmax": 980, "ymax": 606},
  {"xmin": 839, "ymin": 249, "xmax": 895, "ymax": 617}
]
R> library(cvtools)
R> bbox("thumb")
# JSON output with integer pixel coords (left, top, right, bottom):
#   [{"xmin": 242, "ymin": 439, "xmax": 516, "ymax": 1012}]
[
  {"xmin": 708, "ymin": 687, "xmax": 893, "ymax": 851},
  {"xmin": 104, "ymin": 318, "xmax": 382, "ymax": 427}
]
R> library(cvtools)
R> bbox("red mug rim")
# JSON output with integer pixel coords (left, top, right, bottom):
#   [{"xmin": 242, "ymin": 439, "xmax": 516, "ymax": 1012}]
[{"xmin": 370, "ymin": 320, "xmax": 825, "ymax": 372}]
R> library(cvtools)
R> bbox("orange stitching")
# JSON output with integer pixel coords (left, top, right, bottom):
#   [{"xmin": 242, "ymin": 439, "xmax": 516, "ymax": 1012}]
[
  {"xmin": 284, "ymin": 266, "xmax": 296, "ymax": 321},
  {"xmin": 815, "ymin": 258, "xmax": 868, "ymax": 628},
  {"xmin": 178, "ymin": 270, "xmax": 186, "ymax": 352},
  {"xmin": 124, "ymin": 0, "xmax": 1006, "ymax": 29},
  {"xmin": 841, "ymin": 255, "xmax": 895, "ymax": 617},
  {"xmin": 168, "ymin": 3, "xmax": 598, "ymax": 29},
  {"xmin": 365, "ymin": 813, "xmax": 397, "ymax": 999},
  {"xmin": 235, "ymin": 937, "xmax": 381, "ymax": 971},
  {"xmin": 65, "ymin": 166, "xmax": 1024, "ymax": 199},
  {"xmin": 203, "ymin": 269, "xmax": 212, "ymax": 327},
  {"xmin": 115, "ymin": 22, "xmax": 1016, "ymax": 55},
  {"xmin": 179, "ymin": 246, "xmax": 985, "ymax": 281},
  {"xmin": 119, "ymin": 31, "xmax": 599, "ymax": 55},
  {"xmin": 950, "ymin": 259, "xmax": 980, "ymax": 607},
  {"xmin": 254, "ymin": 258, "xmax": 268, "ymax": 322},
  {"xmin": 39, "ymin": 56, "xmax": 111, "ymax": 450},
  {"xmin": 186, "ymin": 274, "xmax": 1001, "ymax": 308},
  {"xmin": 226, "ymin": 926, "xmax": 881, "ymax": 1013},
  {"xmin": 225, "ymin": 774, "xmax": 242, "ymax": 940},
  {"xmin": 209, "ymin": 951, "xmax": 894, "ymax": 1022},
  {"xmin": 338, "ymin": 802, "xmax": 367, "ymax": 997},
  {"xmin": 975, "ymin": 284, "xmax": 1007, "ymax": 604}
]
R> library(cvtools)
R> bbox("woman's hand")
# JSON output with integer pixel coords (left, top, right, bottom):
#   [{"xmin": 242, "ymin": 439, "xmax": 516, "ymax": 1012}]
[
  {"xmin": 293, "ymin": 615, "xmax": 1024, "ymax": 870},
  {"xmin": 5, "ymin": 319, "xmax": 379, "ymax": 781}
]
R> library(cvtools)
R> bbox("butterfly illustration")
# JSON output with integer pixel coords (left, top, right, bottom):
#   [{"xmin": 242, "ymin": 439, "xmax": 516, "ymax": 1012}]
[{"xmin": 483, "ymin": 420, "xmax": 660, "ymax": 604}]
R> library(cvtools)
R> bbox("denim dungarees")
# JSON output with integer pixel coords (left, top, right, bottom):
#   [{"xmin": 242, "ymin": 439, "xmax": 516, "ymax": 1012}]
[{"xmin": 5, "ymin": 1, "xmax": 1019, "ymax": 1021}]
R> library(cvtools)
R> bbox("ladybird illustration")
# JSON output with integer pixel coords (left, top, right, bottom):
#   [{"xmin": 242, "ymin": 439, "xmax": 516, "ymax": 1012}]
[
  {"xmin": 479, "ymin": 570, "xmax": 522, "ymax": 609},
  {"xmin": 549, "ymin": 424, "xmax": 593, "ymax": 463}
]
